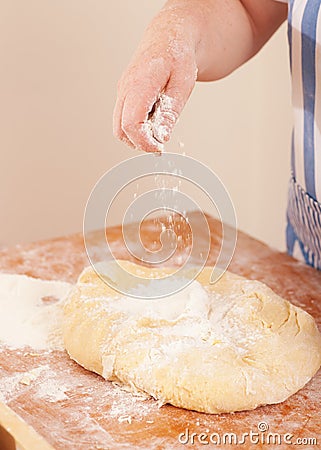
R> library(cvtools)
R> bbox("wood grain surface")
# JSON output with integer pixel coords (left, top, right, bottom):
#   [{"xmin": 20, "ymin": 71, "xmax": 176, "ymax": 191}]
[{"xmin": 0, "ymin": 212, "xmax": 320, "ymax": 449}]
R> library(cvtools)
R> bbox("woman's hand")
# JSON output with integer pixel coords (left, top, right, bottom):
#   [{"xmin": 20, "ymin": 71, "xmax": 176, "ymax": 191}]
[
  {"xmin": 113, "ymin": 2, "xmax": 201, "ymax": 153},
  {"xmin": 113, "ymin": 0, "xmax": 287, "ymax": 153}
]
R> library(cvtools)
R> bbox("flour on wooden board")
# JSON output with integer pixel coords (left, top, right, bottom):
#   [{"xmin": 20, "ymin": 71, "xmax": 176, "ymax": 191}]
[{"xmin": 0, "ymin": 273, "xmax": 72, "ymax": 350}]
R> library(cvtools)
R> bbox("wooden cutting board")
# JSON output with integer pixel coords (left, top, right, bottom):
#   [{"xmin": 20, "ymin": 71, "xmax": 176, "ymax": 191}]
[{"xmin": 0, "ymin": 212, "xmax": 320, "ymax": 450}]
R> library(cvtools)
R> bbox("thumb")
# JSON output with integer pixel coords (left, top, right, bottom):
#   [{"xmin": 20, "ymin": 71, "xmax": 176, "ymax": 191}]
[{"xmin": 149, "ymin": 62, "xmax": 198, "ymax": 147}]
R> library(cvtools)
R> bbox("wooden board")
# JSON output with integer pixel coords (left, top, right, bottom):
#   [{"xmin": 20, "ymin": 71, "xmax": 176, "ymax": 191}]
[{"xmin": 0, "ymin": 212, "xmax": 321, "ymax": 449}]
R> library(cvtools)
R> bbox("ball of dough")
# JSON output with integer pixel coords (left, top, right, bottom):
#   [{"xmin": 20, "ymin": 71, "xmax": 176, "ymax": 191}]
[{"xmin": 63, "ymin": 261, "xmax": 321, "ymax": 414}]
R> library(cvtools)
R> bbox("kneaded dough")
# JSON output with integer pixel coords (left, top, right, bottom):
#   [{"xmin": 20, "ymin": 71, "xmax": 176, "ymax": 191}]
[{"xmin": 63, "ymin": 261, "xmax": 321, "ymax": 414}]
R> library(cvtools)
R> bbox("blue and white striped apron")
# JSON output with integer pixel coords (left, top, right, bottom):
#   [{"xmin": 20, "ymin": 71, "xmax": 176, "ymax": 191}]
[{"xmin": 277, "ymin": 0, "xmax": 321, "ymax": 270}]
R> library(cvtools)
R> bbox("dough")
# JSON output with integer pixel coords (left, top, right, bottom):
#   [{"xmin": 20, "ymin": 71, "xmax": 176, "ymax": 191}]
[{"xmin": 63, "ymin": 261, "xmax": 321, "ymax": 414}]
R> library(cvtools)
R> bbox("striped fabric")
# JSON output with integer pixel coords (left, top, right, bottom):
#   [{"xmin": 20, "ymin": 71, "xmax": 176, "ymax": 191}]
[
  {"xmin": 287, "ymin": 177, "xmax": 321, "ymax": 268},
  {"xmin": 275, "ymin": 0, "xmax": 321, "ymax": 270}
]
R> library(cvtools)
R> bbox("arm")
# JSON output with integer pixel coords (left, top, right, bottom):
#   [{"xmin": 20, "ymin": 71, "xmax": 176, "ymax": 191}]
[{"xmin": 113, "ymin": 0, "xmax": 288, "ymax": 152}]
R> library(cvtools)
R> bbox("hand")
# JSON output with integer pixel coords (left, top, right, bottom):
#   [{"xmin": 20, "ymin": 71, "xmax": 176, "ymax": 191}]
[
  {"xmin": 113, "ymin": 2, "xmax": 200, "ymax": 153},
  {"xmin": 113, "ymin": 0, "xmax": 287, "ymax": 153}
]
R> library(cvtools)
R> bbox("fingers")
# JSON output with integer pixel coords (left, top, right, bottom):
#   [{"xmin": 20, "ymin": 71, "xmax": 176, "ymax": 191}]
[
  {"xmin": 114, "ymin": 56, "xmax": 170, "ymax": 153},
  {"xmin": 114, "ymin": 56, "xmax": 197, "ymax": 153},
  {"xmin": 113, "ymin": 91, "xmax": 135, "ymax": 149},
  {"xmin": 113, "ymin": 0, "xmax": 202, "ymax": 153},
  {"xmin": 160, "ymin": 58, "xmax": 198, "ymax": 134},
  {"xmin": 121, "ymin": 80, "xmax": 167, "ymax": 153}
]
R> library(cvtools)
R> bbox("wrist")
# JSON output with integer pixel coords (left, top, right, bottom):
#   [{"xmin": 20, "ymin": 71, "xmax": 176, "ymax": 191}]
[
  {"xmin": 160, "ymin": 0, "xmax": 216, "ymax": 77},
  {"xmin": 152, "ymin": 0, "xmax": 207, "ymax": 54}
]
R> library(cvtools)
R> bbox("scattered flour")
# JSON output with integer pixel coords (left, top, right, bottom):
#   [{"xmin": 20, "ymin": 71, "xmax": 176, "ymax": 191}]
[
  {"xmin": 36, "ymin": 376, "xmax": 70, "ymax": 402},
  {"xmin": 0, "ymin": 364, "xmax": 78, "ymax": 404},
  {"xmin": 19, "ymin": 365, "xmax": 47, "ymax": 385},
  {"xmin": 108, "ymin": 381, "xmax": 156, "ymax": 420}
]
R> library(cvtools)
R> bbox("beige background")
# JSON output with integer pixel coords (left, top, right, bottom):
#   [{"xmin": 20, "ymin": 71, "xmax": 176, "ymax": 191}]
[{"xmin": 0, "ymin": 0, "xmax": 292, "ymax": 250}]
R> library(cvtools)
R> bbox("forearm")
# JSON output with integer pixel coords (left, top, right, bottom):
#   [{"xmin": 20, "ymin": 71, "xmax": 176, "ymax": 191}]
[{"xmin": 161, "ymin": 0, "xmax": 288, "ymax": 81}]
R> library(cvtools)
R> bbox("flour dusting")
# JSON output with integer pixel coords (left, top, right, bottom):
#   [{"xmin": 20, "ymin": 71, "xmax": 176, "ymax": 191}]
[
  {"xmin": 0, "ymin": 273, "xmax": 72, "ymax": 350},
  {"xmin": 141, "ymin": 93, "xmax": 176, "ymax": 151},
  {"xmin": 0, "ymin": 363, "xmax": 80, "ymax": 404}
]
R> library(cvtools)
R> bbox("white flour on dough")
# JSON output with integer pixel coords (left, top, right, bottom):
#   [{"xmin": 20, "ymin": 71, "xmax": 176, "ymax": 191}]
[{"xmin": 63, "ymin": 261, "xmax": 321, "ymax": 414}]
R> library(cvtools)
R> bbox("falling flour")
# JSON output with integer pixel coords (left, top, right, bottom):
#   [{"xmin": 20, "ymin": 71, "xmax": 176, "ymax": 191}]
[{"xmin": 0, "ymin": 273, "xmax": 72, "ymax": 350}]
